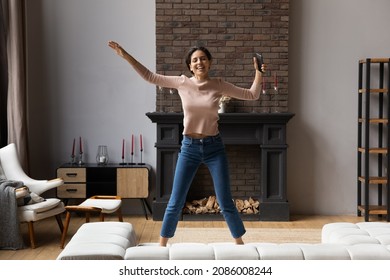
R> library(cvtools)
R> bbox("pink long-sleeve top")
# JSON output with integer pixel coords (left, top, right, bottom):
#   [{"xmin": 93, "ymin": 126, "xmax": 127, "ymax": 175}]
[{"xmin": 132, "ymin": 61, "xmax": 261, "ymax": 136}]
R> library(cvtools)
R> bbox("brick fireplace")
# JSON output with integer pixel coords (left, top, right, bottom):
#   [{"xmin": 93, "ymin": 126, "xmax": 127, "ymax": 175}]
[{"xmin": 147, "ymin": 112, "xmax": 294, "ymax": 221}]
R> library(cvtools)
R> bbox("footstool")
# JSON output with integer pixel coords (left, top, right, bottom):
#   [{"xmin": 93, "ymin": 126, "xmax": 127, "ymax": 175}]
[{"xmin": 60, "ymin": 195, "xmax": 123, "ymax": 248}]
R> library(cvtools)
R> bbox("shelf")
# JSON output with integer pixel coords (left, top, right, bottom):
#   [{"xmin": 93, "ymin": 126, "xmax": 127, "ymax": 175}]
[
  {"xmin": 359, "ymin": 58, "xmax": 390, "ymax": 63},
  {"xmin": 358, "ymin": 147, "xmax": 388, "ymax": 154},
  {"xmin": 357, "ymin": 58, "xmax": 390, "ymax": 221},
  {"xmin": 358, "ymin": 88, "xmax": 388, "ymax": 94},
  {"xmin": 358, "ymin": 118, "xmax": 388, "ymax": 124},
  {"xmin": 358, "ymin": 176, "xmax": 387, "ymax": 184},
  {"xmin": 358, "ymin": 205, "xmax": 388, "ymax": 215}
]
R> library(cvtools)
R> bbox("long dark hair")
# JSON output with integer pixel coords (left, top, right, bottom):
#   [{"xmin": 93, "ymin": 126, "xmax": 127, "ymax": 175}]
[{"xmin": 185, "ymin": 46, "xmax": 213, "ymax": 73}]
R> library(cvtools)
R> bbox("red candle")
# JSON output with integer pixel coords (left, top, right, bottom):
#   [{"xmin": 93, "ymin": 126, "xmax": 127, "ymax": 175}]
[
  {"xmin": 262, "ymin": 77, "xmax": 266, "ymax": 91},
  {"xmin": 79, "ymin": 137, "xmax": 83, "ymax": 154},
  {"xmin": 71, "ymin": 138, "xmax": 75, "ymax": 157},
  {"xmin": 131, "ymin": 134, "xmax": 134, "ymax": 154},
  {"xmin": 274, "ymin": 72, "xmax": 278, "ymax": 88},
  {"xmin": 140, "ymin": 134, "xmax": 143, "ymax": 151},
  {"xmin": 122, "ymin": 139, "xmax": 125, "ymax": 159}
]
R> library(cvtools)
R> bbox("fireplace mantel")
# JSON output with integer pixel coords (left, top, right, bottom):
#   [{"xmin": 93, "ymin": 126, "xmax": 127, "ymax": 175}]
[{"xmin": 146, "ymin": 112, "xmax": 294, "ymax": 221}]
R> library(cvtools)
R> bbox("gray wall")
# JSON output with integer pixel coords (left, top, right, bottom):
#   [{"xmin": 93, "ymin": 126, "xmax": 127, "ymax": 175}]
[
  {"xmin": 25, "ymin": 0, "xmax": 156, "ymax": 176},
  {"xmin": 25, "ymin": 0, "xmax": 390, "ymax": 215},
  {"xmin": 288, "ymin": 0, "xmax": 390, "ymax": 215}
]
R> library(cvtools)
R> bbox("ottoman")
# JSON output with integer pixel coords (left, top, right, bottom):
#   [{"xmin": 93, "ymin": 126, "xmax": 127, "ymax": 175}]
[{"xmin": 60, "ymin": 195, "xmax": 123, "ymax": 248}]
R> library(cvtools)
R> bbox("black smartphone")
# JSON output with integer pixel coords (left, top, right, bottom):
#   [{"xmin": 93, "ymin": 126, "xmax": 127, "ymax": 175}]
[{"xmin": 254, "ymin": 53, "xmax": 264, "ymax": 73}]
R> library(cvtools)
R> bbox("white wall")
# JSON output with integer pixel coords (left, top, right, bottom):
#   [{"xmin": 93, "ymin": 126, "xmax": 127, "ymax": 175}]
[
  {"xmin": 288, "ymin": 0, "xmax": 390, "ymax": 215},
  {"xmin": 25, "ymin": 0, "xmax": 390, "ymax": 215}
]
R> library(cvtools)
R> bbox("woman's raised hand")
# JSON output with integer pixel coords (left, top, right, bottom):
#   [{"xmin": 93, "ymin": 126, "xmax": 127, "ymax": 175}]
[
  {"xmin": 253, "ymin": 57, "xmax": 266, "ymax": 73},
  {"xmin": 108, "ymin": 41, "xmax": 127, "ymax": 57}
]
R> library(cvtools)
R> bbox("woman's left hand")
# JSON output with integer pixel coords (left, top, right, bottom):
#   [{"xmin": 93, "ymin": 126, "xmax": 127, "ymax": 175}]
[{"xmin": 253, "ymin": 57, "xmax": 266, "ymax": 73}]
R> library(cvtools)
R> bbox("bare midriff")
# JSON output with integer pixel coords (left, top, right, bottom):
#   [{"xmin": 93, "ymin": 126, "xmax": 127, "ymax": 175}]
[{"xmin": 185, "ymin": 133, "xmax": 209, "ymax": 139}]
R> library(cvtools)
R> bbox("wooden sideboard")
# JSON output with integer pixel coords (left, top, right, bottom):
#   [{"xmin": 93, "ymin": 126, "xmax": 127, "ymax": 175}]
[{"xmin": 56, "ymin": 163, "xmax": 152, "ymax": 217}]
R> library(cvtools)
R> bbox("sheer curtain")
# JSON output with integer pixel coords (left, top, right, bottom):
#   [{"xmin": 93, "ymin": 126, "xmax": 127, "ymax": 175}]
[
  {"xmin": 0, "ymin": 1, "xmax": 8, "ymax": 147},
  {"xmin": 2, "ymin": 0, "xmax": 28, "ymax": 171}
]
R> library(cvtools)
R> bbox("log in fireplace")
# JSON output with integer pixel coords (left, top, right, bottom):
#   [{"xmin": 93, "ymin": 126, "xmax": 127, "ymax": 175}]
[{"xmin": 146, "ymin": 112, "xmax": 294, "ymax": 221}]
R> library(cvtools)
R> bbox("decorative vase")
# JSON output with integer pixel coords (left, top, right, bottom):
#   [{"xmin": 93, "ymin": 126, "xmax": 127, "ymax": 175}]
[
  {"xmin": 218, "ymin": 102, "xmax": 227, "ymax": 113},
  {"xmin": 96, "ymin": 145, "xmax": 109, "ymax": 165}
]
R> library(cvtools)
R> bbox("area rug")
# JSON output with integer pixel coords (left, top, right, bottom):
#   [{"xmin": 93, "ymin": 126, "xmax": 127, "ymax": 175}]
[{"xmin": 171, "ymin": 227, "xmax": 322, "ymax": 244}]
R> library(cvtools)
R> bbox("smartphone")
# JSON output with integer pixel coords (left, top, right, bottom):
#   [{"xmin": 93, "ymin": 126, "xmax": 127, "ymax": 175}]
[{"xmin": 254, "ymin": 53, "xmax": 264, "ymax": 73}]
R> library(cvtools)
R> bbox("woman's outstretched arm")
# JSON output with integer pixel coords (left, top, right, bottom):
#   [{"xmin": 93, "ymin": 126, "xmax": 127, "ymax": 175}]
[{"xmin": 108, "ymin": 40, "xmax": 183, "ymax": 89}]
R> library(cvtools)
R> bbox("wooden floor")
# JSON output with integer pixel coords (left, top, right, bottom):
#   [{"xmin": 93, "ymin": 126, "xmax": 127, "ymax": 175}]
[{"xmin": 0, "ymin": 213, "xmax": 377, "ymax": 260}]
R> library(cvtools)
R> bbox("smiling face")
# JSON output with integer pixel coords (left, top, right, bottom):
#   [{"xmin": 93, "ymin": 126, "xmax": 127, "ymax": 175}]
[{"xmin": 188, "ymin": 50, "xmax": 212, "ymax": 81}]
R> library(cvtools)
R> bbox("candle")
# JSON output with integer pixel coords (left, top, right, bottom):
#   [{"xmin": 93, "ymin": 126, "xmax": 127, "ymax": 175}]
[
  {"xmin": 131, "ymin": 134, "xmax": 134, "ymax": 154},
  {"xmin": 122, "ymin": 139, "xmax": 125, "ymax": 159},
  {"xmin": 262, "ymin": 77, "xmax": 266, "ymax": 93},
  {"xmin": 71, "ymin": 138, "xmax": 75, "ymax": 157},
  {"xmin": 274, "ymin": 72, "xmax": 278, "ymax": 88},
  {"xmin": 140, "ymin": 134, "xmax": 143, "ymax": 151},
  {"xmin": 79, "ymin": 137, "xmax": 83, "ymax": 154}
]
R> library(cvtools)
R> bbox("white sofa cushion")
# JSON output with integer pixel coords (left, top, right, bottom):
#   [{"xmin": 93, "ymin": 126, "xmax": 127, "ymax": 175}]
[
  {"xmin": 322, "ymin": 222, "xmax": 390, "ymax": 245},
  {"xmin": 125, "ymin": 244, "xmax": 170, "ymax": 260},
  {"xmin": 210, "ymin": 243, "xmax": 259, "ymax": 260},
  {"xmin": 76, "ymin": 221, "xmax": 137, "ymax": 246},
  {"xmin": 170, "ymin": 243, "xmax": 215, "ymax": 260},
  {"xmin": 57, "ymin": 242, "xmax": 126, "ymax": 260},
  {"xmin": 346, "ymin": 244, "xmax": 390, "ymax": 260},
  {"xmin": 251, "ymin": 243, "xmax": 304, "ymax": 260},
  {"xmin": 299, "ymin": 244, "xmax": 351, "ymax": 260},
  {"xmin": 57, "ymin": 222, "xmax": 136, "ymax": 260}
]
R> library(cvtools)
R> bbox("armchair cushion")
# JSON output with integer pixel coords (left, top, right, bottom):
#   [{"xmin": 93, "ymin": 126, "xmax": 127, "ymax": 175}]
[{"xmin": 19, "ymin": 198, "xmax": 61, "ymax": 213}]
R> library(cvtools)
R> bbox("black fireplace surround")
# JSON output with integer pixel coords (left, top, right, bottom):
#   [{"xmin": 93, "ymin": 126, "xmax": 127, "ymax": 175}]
[{"xmin": 146, "ymin": 112, "xmax": 294, "ymax": 221}]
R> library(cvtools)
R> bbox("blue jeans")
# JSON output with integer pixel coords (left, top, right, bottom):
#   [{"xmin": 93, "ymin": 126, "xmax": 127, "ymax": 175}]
[{"xmin": 160, "ymin": 134, "xmax": 246, "ymax": 239}]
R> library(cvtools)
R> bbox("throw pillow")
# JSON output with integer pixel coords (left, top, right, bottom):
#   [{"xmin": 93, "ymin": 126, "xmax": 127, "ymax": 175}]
[
  {"xmin": 17, "ymin": 190, "xmax": 46, "ymax": 206},
  {"xmin": 0, "ymin": 164, "xmax": 6, "ymax": 180}
]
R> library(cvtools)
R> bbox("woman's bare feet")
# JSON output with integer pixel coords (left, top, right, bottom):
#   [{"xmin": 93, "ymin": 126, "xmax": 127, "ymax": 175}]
[
  {"xmin": 235, "ymin": 236, "xmax": 244, "ymax": 245},
  {"xmin": 159, "ymin": 236, "xmax": 169, "ymax": 247}
]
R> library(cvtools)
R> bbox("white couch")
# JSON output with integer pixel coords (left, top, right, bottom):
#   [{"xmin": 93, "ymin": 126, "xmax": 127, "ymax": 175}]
[{"xmin": 57, "ymin": 221, "xmax": 390, "ymax": 260}]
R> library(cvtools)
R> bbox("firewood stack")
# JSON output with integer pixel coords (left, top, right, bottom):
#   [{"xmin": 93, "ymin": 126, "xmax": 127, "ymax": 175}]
[
  {"xmin": 183, "ymin": 196, "xmax": 260, "ymax": 215},
  {"xmin": 235, "ymin": 197, "xmax": 260, "ymax": 214}
]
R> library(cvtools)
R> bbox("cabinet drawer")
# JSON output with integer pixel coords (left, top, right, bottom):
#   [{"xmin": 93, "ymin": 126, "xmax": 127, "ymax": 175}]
[
  {"xmin": 57, "ymin": 184, "xmax": 86, "ymax": 198},
  {"xmin": 57, "ymin": 168, "xmax": 86, "ymax": 182}
]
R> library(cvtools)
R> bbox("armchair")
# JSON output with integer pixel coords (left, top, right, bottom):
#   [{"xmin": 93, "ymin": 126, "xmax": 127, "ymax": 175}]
[{"xmin": 0, "ymin": 143, "xmax": 65, "ymax": 249}]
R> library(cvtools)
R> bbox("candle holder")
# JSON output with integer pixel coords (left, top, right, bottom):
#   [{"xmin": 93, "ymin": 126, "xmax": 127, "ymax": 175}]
[
  {"xmin": 128, "ymin": 153, "xmax": 135, "ymax": 165},
  {"xmin": 96, "ymin": 145, "xmax": 109, "ymax": 165},
  {"xmin": 138, "ymin": 149, "xmax": 145, "ymax": 165},
  {"xmin": 78, "ymin": 152, "xmax": 84, "ymax": 166},
  {"xmin": 119, "ymin": 158, "xmax": 126, "ymax": 165},
  {"xmin": 70, "ymin": 154, "xmax": 76, "ymax": 165},
  {"xmin": 273, "ymin": 73, "xmax": 278, "ymax": 94}
]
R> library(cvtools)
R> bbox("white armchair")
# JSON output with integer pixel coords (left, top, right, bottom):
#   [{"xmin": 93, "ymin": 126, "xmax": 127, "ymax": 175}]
[{"xmin": 0, "ymin": 143, "xmax": 65, "ymax": 248}]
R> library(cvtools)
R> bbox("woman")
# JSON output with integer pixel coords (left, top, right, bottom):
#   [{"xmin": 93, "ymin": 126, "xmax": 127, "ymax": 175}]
[{"xmin": 108, "ymin": 41, "xmax": 265, "ymax": 246}]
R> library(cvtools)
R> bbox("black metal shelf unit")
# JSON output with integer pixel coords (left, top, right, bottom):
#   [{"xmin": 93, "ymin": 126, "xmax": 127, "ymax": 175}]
[{"xmin": 357, "ymin": 58, "xmax": 390, "ymax": 221}]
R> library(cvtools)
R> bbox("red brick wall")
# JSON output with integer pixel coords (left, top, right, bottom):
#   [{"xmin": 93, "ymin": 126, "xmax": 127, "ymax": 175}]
[{"xmin": 155, "ymin": 0, "xmax": 289, "ymax": 113}]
